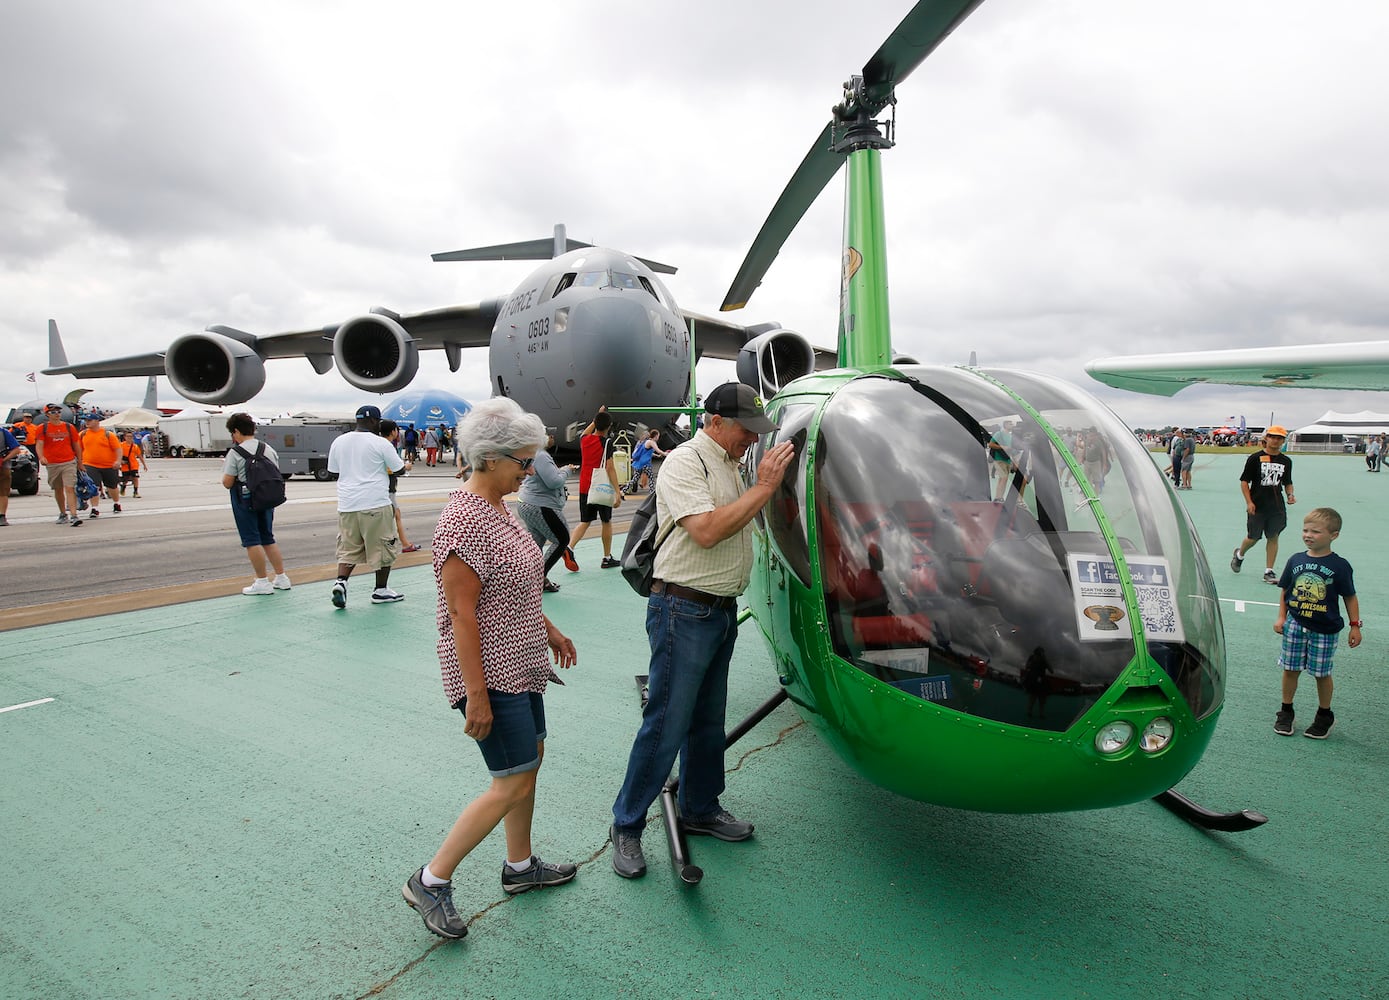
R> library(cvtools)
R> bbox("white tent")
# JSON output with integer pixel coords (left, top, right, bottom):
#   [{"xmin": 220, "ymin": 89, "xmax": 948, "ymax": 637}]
[
  {"xmin": 101, "ymin": 407, "xmax": 163, "ymax": 429},
  {"xmin": 1290, "ymin": 410, "xmax": 1389, "ymax": 453}
]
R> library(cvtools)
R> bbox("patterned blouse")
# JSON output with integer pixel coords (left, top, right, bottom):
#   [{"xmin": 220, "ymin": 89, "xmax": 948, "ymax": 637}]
[{"xmin": 432, "ymin": 491, "xmax": 548, "ymax": 706}]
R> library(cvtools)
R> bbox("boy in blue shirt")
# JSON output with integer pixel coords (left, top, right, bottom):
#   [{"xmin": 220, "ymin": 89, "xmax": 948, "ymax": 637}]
[{"xmin": 1273, "ymin": 507, "xmax": 1362, "ymax": 739}]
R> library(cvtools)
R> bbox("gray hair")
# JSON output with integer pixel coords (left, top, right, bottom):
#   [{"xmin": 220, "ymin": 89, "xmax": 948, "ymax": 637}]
[{"xmin": 456, "ymin": 397, "xmax": 547, "ymax": 467}]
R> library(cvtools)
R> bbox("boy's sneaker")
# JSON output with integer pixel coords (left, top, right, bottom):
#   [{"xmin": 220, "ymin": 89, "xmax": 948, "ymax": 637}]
[
  {"xmin": 600, "ymin": 556, "xmax": 620, "ymax": 569},
  {"xmin": 70, "ymin": 517, "xmax": 83, "ymax": 528},
  {"xmin": 113, "ymin": 503, "xmax": 122, "ymax": 513},
  {"xmin": 1304, "ymin": 708, "xmax": 1335, "ymax": 740},
  {"xmin": 242, "ymin": 578, "xmax": 274, "ymax": 596},
  {"xmin": 401, "ymin": 868, "xmax": 467, "ymax": 939},
  {"xmin": 56, "ymin": 513, "xmax": 69, "ymax": 524},
  {"xmin": 88, "ymin": 508, "xmax": 99, "ymax": 518},
  {"xmin": 331, "ymin": 580, "xmax": 347, "ymax": 608},
  {"xmin": 272, "ymin": 574, "xmax": 292, "ymax": 590},
  {"xmin": 562, "ymin": 548, "xmax": 579, "ymax": 572},
  {"xmin": 1274, "ymin": 708, "xmax": 1295, "ymax": 736},
  {"xmin": 371, "ymin": 587, "xmax": 405, "ymax": 603},
  {"xmin": 1230, "ymin": 549, "xmax": 1243, "ymax": 573},
  {"xmin": 1263, "ymin": 568, "xmax": 1278, "ymax": 585},
  {"xmin": 500, "ymin": 856, "xmax": 578, "ymax": 895}
]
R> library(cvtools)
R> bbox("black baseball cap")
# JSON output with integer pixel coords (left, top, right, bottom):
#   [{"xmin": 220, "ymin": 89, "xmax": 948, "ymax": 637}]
[
  {"xmin": 355, "ymin": 404, "xmax": 382, "ymax": 421},
  {"xmin": 44, "ymin": 403, "xmax": 62, "ymax": 413},
  {"xmin": 703, "ymin": 383, "xmax": 778, "ymax": 434}
]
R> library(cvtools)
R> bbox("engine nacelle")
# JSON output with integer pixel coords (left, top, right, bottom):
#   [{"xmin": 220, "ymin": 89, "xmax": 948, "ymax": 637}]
[
  {"xmin": 736, "ymin": 329, "xmax": 816, "ymax": 399},
  {"xmin": 893, "ymin": 352, "xmax": 920, "ymax": 366},
  {"xmin": 166, "ymin": 332, "xmax": 267, "ymax": 405},
  {"xmin": 333, "ymin": 314, "xmax": 419, "ymax": 393}
]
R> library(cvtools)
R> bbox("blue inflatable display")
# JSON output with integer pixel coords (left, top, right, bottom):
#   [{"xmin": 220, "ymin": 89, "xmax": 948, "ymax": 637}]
[{"xmin": 380, "ymin": 389, "xmax": 473, "ymax": 430}]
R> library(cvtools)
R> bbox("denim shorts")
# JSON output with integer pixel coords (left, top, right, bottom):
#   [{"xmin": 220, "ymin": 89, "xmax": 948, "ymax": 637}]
[
  {"xmin": 229, "ymin": 489, "xmax": 275, "ymax": 548},
  {"xmin": 458, "ymin": 690, "xmax": 547, "ymax": 777}
]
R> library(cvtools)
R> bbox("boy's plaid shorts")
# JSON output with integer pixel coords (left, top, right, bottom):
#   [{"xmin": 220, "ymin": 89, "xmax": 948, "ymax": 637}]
[{"xmin": 1279, "ymin": 617, "xmax": 1338, "ymax": 678}]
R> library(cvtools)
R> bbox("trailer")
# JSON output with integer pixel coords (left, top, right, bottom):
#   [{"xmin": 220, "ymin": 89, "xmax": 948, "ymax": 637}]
[
  {"xmin": 158, "ymin": 409, "xmax": 232, "ymax": 458},
  {"xmin": 259, "ymin": 417, "xmax": 355, "ymax": 480}
]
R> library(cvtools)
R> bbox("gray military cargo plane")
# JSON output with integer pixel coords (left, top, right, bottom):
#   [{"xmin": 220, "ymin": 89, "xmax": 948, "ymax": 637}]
[{"xmin": 43, "ymin": 225, "xmax": 829, "ymax": 446}]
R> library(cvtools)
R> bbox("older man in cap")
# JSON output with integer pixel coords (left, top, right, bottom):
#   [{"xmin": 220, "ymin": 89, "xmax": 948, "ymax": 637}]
[
  {"xmin": 609, "ymin": 383, "xmax": 796, "ymax": 878},
  {"xmin": 1232, "ymin": 425, "xmax": 1296, "ymax": 584},
  {"xmin": 326, "ymin": 404, "xmax": 407, "ymax": 607}
]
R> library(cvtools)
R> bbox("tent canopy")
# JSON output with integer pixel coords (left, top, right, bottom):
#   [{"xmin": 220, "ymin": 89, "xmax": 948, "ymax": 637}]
[
  {"xmin": 380, "ymin": 389, "xmax": 472, "ymax": 429},
  {"xmin": 1291, "ymin": 410, "xmax": 1389, "ymax": 438},
  {"xmin": 101, "ymin": 407, "xmax": 163, "ymax": 429}
]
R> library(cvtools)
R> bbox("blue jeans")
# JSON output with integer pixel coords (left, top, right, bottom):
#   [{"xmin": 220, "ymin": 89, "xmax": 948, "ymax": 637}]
[{"xmin": 612, "ymin": 593, "xmax": 739, "ymax": 833}]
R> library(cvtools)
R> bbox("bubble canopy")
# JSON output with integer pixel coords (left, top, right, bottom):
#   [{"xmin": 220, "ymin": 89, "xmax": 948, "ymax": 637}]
[{"xmin": 760, "ymin": 368, "xmax": 1224, "ymax": 734}]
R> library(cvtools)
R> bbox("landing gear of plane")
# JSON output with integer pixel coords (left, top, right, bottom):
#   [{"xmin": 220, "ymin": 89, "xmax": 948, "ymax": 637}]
[{"xmin": 633, "ymin": 674, "xmax": 789, "ymax": 886}]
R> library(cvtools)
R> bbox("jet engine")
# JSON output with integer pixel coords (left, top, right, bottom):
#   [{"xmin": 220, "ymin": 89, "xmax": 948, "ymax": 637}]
[
  {"xmin": 333, "ymin": 313, "xmax": 419, "ymax": 393},
  {"xmin": 166, "ymin": 331, "xmax": 267, "ymax": 405},
  {"xmin": 736, "ymin": 329, "xmax": 816, "ymax": 398},
  {"xmin": 893, "ymin": 352, "xmax": 920, "ymax": 365}
]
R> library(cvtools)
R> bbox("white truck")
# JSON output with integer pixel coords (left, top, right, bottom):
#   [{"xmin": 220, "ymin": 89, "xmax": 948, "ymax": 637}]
[{"xmin": 158, "ymin": 409, "xmax": 232, "ymax": 458}]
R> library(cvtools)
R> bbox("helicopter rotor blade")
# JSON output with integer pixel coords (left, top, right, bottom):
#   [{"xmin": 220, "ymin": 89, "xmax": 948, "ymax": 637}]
[
  {"xmin": 859, "ymin": 0, "xmax": 987, "ymax": 114},
  {"xmin": 719, "ymin": 0, "xmax": 986, "ymax": 311},
  {"xmin": 721, "ymin": 123, "xmax": 842, "ymax": 311}
]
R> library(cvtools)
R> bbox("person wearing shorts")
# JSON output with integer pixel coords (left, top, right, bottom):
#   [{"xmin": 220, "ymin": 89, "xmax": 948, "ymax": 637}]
[
  {"xmin": 565, "ymin": 407, "xmax": 623, "ymax": 569},
  {"xmin": 1273, "ymin": 508, "xmax": 1360, "ymax": 740},
  {"xmin": 1232, "ymin": 427, "xmax": 1295, "ymax": 584},
  {"xmin": 221, "ymin": 412, "xmax": 291, "ymax": 596},
  {"xmin": 79, "ymin": 413, "xmax": 123, "ymax": 518},
  {"xmin": 34, "ymin": 404, "xmax": 83, "ymax": 526},
  {"xmin": 326, "ymin": 405, "xmax": 406, "ymax": 608},
  {"xmin": 400, "ymin": 397, "xmax": 578, "ymax": 941}
]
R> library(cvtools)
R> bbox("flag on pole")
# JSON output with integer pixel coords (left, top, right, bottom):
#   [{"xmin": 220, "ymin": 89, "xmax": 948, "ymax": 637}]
[{"xmin": 26, "ymin": 372, "xmax": 36, "ymax": 382}]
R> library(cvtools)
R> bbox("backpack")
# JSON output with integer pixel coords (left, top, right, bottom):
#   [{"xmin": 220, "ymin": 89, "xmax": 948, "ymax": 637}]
[
  {"xmin": 233, "ymin": 442, "xmax": 286, "ymax": 511},
  {"xmin": 619, "ymin": 449, "xmax": 706, "ymax": 596}
]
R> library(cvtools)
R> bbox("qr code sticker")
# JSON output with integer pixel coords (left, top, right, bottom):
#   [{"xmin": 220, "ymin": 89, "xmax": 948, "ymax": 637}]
[{"xmin": 1136, "ymin": 585, "xmax": 1182, "ymax": 641}]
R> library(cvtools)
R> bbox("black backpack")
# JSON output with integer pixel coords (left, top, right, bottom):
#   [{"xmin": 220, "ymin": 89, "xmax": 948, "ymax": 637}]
[
  {"xmin": 234, "ymin": 442, "xmax": 287, "ymax": 511},
  {"xmin": 619, "ymin": 448, "xmax": 704, "ymax": 596}
]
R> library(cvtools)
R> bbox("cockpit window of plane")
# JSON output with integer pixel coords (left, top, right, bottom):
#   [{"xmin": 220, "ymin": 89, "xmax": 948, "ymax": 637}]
[
  {"xmin": 610, "ymin": 271, "xmax": 641, "ymax": 291},
  {"xmin": 638, "ymin": 276, "xmax": 664, "ymax": 304},
  {"xmin": 577, "ymin": 271, "xmax": 607, "ymax": 288},
  {"xmin": 552, "ymin": 273, "xmax": 576, "ymax": 297}
]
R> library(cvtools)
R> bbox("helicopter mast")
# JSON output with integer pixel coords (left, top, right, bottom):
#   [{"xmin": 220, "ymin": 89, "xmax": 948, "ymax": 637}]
[{"xmin": 834, "ymin": 76, "xmax": 896, "ymax": 369}]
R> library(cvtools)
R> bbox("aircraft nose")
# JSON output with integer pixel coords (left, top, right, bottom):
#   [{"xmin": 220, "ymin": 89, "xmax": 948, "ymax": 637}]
[{"xmin": 570, "ymin": 295, "xmax": 655, "ymax": 396}]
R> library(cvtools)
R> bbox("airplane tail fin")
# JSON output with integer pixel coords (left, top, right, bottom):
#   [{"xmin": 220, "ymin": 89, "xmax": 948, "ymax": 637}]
[
  {"xmin": 141, "ymin": 376, "xmax": 158, "ymax": 410},
  {"xmin": 48, "ymin": 319, "xmax": 70, "ymax": 369},
  {"xmin": 432, "ymin": 223, "xmax": 676, "ymax": 274}
]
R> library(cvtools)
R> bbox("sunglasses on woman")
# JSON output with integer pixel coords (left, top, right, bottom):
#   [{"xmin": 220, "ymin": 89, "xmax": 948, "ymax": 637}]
[{"xmin": 502, "ymin": 454, "xmax": 535, "ymax": 471}]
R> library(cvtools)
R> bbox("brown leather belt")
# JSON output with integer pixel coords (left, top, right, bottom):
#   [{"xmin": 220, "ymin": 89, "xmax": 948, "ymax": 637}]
[{"xmin": 650, "ymin": 579, "xmax": 737, "ymax": 610}]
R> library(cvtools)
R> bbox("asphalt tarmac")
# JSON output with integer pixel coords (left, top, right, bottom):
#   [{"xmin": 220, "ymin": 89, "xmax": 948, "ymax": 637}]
[{"xmin": 0, "ymin": 456, "xmax": 635, "ymax": 629}]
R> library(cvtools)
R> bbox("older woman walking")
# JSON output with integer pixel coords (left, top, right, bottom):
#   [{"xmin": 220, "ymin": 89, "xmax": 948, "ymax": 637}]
[{"xmin": 401, "ymin": 398, "xmax": 579, "ymax": 940}]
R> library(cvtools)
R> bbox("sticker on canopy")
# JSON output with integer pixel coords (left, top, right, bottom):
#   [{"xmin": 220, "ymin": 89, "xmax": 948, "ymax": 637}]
[
  {"xmin": 860, "ymin": 647, "xmax": 931, "ymax": 674},
  {"xmin": 1067, "ymin": 553, "xmax": 1184, "ymax": 643},
  {"xmin": 889, "ymin": 675, "xmax": 952, "ymax": 703}
]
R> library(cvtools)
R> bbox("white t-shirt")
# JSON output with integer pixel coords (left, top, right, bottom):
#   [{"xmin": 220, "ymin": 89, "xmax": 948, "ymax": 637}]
[{"xmin": 327, "ymin": 430, "xmax": 404, "ymax": 512}]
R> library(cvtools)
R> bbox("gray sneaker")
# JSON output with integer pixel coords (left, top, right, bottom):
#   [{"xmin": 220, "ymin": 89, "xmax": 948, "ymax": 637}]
[
  {"xmin": 501, "ymin": 855, "xmax": 577, "ymax": 894},
  {"xmin": 1263, "ymin": 568, "xmax": 1278, "ymax": 585},
  {"xmin": 611, "ymin": 825, "xmax": 647, "ymax": 879},
  {"xmin": 1230, "ymin": 549, "xmax": 1243, "ymax": 573},
  {"xmin": 683, "ymin": 809, "xmax": 754, "ymax": 842},
  {"xmin": 331, "ymin": 580, "xmax": 347, "ymax": 609},
  {"xmin": 56, "ymin": 513, "xmax": 69, "ymax": 524},
  {"xmin": 402, "ymin": 867, "xmax": 468, "ymax": 939}
]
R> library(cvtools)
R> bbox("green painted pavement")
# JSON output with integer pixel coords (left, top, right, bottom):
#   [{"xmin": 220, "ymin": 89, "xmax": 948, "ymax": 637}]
[{"xmin": 2, "ymin": 454, "xmax": 1387, "ymax": 999}]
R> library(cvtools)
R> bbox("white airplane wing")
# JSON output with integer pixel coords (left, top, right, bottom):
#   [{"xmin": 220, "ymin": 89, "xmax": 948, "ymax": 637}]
[{"xmin": 1085, "ymin": 341, "xmax": 1389, "ymax": 396}]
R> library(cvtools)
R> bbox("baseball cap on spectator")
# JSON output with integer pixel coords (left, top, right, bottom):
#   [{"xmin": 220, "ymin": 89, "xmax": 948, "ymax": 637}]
[
  {"xmin": 703, "ymin": 382, "xmax": 778, "ymax": 434},
  {"xmin": 356, "ymin": 404, "xmax": 382, "ymax": 421},
  {"xmin": 1266, "ymin": 425, "xmax": 1289, "ymax": 437},
  {"xmin": 44, "ymin": 403, "xmax": 62, "ymax": 413}
]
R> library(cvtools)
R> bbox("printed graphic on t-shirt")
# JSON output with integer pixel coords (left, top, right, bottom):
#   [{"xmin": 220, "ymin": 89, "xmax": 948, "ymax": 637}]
[
  {"xmin": 1259, "ymin": 461, "xmax": 1286, "ymax": 488},
  {"xmin": 1289, "ymin": 570, "xmax": 1329, "ymax": 616}
]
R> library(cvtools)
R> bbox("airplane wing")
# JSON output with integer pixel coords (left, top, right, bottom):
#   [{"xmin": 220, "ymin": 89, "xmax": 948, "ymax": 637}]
[
  {"xmin": 1085, "ymin": 342, "xmax": 1389, "ymax": 396},
  {"xmin": 43, "ymin": 302, "xmax": 502, "ymax": 377},
  {"xmin": 681, "ymin": 310, "xmax": 837, "ymax": 370}
]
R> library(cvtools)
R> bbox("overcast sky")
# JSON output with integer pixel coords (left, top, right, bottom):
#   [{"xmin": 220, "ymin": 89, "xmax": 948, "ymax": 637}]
[{"xmin": 4, "ymin": 0, "xmax": 1388, "ymax": 430}]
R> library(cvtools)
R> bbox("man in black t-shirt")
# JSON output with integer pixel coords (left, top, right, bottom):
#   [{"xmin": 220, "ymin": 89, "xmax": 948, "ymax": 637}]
[{"xmin": 1231, "ymin": 426, "xmax": 1295, "ymax": 584}]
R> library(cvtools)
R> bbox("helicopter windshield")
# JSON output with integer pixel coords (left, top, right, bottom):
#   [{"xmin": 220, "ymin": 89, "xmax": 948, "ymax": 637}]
[{"xmin": 808, "ymin": 370, "xmax": 1222, "ymax": 732}]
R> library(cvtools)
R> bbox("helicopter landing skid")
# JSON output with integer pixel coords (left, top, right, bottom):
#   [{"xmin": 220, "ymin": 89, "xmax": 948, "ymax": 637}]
[
  {"xmin": 635, "ymin": 679, "xmax": 790, "ymax": 884},
  {"xmin": 1153, "ymin": 789, "xmax": 1268, "ymax": 832}
]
